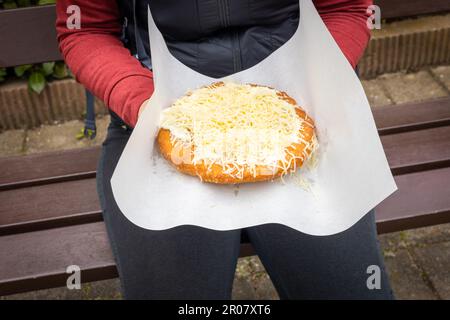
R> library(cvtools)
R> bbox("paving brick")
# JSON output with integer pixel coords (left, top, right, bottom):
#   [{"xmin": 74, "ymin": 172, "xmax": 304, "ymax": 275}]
[
  {"xmin": 0, "ymin": 80, "xmax": 34, "ymax": 130},
  {"xmin": 232, "ymin": 277, "xmax": 257, "ymax": 300},
  {"xmin": 413, "ymin": 242, "xmax": 450, "ymax": 299},
  {"xmin": 232, "ymin": 273, "xmax": 279, "ymax": 300},
  {"xmin": 378, "ymin": 231, "xmax": 408, "ymax": 253},
  {"xmin": 252, "ymin": 274, "xmax": 279, "ymax": 300},
  {"xmin": 0, "ymin": 79, "xmax": 108, "ymax": 131},
  {"xmin": 235, "ymin": 256, "xmax": 266, "ymax": 276},
  {"xmin": 383, "ymin": 249, "xmax": 437, "ymax": 300},
  {"xmin": 379, "ymin": 224, "xmax": 450, "ymax": 251},
  {"xmin": 359, "ymin": 14, "xmax": 450, "ymax": 78},
  {"xmin": 25, "ymin": 116, "xmax": 110, "ymax": 154},
  {"xmin": 379, "ymin": 70, "xmax": 448, "ymax": 104},
  {"xmin": 404, "ymin": 223, "xmax": 450, "ymax": 247},
  {"xmin": 46, "ymin": 79, "xmax": 108, "ymax": 122},
  {"xmin": 233, "ymin": 256, "xmax": 279, "ymax": 299},
  {"xmin": 361, "ymin": 79, "xmax": 393, "ymax": 107},
  {"xmin": 233, "ymin": 273, "xmax": 279, "ymax": 300},
  {"xmin": 0, "ymin": 129, "xmax": 25, "ymax": 157},
  {"xmin": 430, "ymin": 65, "xmax": 450, "ymax": 92}
]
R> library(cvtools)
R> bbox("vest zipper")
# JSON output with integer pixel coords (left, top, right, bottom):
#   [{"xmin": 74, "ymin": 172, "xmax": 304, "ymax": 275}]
[
  {"xmin": 232, "ymin": 32, "xmax": 242, "ymax": 73},
  {"xmin": 218, "ymin": 0, "xmax": 230, "ymax": 27},
  {"xmin": 218, "ymin": 0, "xmax": 242, "ymax": 73}
]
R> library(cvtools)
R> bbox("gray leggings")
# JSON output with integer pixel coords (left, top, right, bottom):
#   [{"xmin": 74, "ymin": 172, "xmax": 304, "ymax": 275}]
[{"xmin": 96, "ymin": 114, "xmax": 394, "ymax": 299}]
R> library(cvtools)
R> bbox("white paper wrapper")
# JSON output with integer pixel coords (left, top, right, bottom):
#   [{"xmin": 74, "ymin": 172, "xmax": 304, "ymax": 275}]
[{"xmin": 111, "ymin": 0, "xmax": 397, "ymax": 236}]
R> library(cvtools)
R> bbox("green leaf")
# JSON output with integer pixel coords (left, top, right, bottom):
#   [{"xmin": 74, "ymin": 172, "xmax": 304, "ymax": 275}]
[
  {"xmin": 16, "ymin": 0, "xmax": 31, "ymax": 7},
  {"xmin": 0, "ymin": 68, "xmax": 7, "ymax": 82},
  {"xmin": 28, "ymin": 71, "xmax": 46, "ymax": 94},
  {"xmin": 14, "ymin": 64, "xmax": 32, "ymax": 77},
  {"xmin": 38, "ymin": 0, "xmax": 56, "ymax": 5},
  {"xmin": 42, "ymin": 62, "xmax": 55, "ymax": 76},
  {"xmin": 76, "ymin": 128, "xmax": 85, "ymax": 140},
  {"xmin": 76, "ymin": 127, "xmax": 96, "ymax": 140},
  {"xmin": 3, "ymin": 1, "xmax": 17, "ymax": 9},
  {"xmin": 53, "ymin": 62, "xmax": 69, "ymax": 79}
]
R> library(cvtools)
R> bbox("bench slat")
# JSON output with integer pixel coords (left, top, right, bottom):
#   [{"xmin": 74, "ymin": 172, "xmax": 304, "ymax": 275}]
[
  {"xmin": 1, "ymin": 167, "xmax": 449, "ymax": 295},
  {"xmin": 0, "ymin": 147, "xmax": 100, "ymax": 191},
  {"xmin": 376, "ymin": 167, "xmax": 450, "ymax": 233},
  {"xmin": 0, "ymin": 5, "xmax": 61, "ymax": 67},
  {"xmin": 0, "ymin": 223, "xmax": 253, "ymax": 295},
  {"xmin": 373, "ymin": 97, "xmax": 450, "ymax": 136},
  {"xmin": 0, "ymin": 222, "xmax": 116, "ymax": 296},
  {"xmin": 381, "ymin": 125, "xmax": 450, "ymax": 175},
  {"xmin": 0, "ymin": 179, "xmax": 101, "ymax": 236}
]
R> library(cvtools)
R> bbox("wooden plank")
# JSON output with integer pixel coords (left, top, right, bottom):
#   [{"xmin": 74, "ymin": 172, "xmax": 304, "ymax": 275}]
[
  {"xmin": 381, "ymin": 126, "xmax": 450, "ymax": 175},
  {"xmin": 0, "ymin": 147, "xmax": 100, "ymax": 191},
  {"xmin": 0, "ymin": 5, "xmax": 61, "ymax": 67},
  {"xmin": 0, "ymin": 222, "xmax": 116, "ymax": 296},
  {"xmin": 0, "ymin": 222, "xmax": 255, "ymax": 295},
  {"xmin": 0, "ymin": 178, "xmax": 101, "ymax": 236},
  {"xmin": 1, "ymin": 167, "xmax": 449, "ymax": 295},
  {"xmin": 374, "ymin": 0, "xmax": 450, "ymax": 20},
  {"xmin": 376, "ymin": 167, "xmax": 450, "ymax": 233},
  {"xmin": 373, "ymin": 97, "xmax": 450, "ymax": 136}
]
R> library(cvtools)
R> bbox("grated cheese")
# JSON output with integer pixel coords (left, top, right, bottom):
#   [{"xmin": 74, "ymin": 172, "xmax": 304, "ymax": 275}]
[{"xmin": 159, "ymin": 82, "xmax": 317, "ymax": 179}]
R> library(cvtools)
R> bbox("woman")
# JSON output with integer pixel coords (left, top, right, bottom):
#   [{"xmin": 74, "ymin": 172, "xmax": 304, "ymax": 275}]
[{"xmin": 56, "ymin": 0, "xmax": 393, "ymax": 300}]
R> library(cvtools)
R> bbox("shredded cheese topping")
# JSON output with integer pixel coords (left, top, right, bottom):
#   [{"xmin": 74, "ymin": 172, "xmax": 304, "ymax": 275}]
[{"xmin": 160, "ymin": 82, "xmax": 316, "ymax": 179}]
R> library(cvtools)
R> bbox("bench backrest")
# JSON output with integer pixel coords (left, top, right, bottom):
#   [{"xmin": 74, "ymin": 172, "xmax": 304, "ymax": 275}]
[
  {"xmin": 376, "ymin": 0, "xmax": 450, "ymax": 19},
  {"xmin": 1, "ymin": 1, "xmax": 450, "ymax": 68},
  {"xmin": 0, "ymin": 5, "xmax": 61, "ymax": 67}
]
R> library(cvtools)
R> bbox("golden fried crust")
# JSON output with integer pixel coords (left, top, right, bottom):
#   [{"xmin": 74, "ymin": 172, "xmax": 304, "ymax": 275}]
[{"xmin": 157, "ymin": 84, "xmax": 316, "ymax": 184}]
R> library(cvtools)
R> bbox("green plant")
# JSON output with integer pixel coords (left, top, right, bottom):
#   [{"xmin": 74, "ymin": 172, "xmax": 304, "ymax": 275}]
[
  {"xmin": 0, "ymin": 0, "xmax": 55, "ymax": 9},
  {"xmin": 14, "ymin": 61, "xmax": 70, "ymax": 94},
  {"xmin": 76, "ymin": 128, "xmax": 96, "ymax": 140},
  {"xmin": 1, "ymin": 0, "xmax": 64, "ymax": 93},
  {"xmin": 0, "ymin": 68, "xmax": 7, "ymax": 82}
]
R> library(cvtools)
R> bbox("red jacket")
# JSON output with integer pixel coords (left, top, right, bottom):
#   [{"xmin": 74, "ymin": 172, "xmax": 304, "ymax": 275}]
[{"xmin": 56, "ymin": 0, "xmax": 372, "ymax": 127}]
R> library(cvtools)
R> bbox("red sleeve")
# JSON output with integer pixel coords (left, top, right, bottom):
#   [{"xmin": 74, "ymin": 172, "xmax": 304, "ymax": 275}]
[
  {"xmin": 56, "ymin": 0, "xmax": 154, "ymax": 127},
  {"xmin": 314, "ymin": 0, "xmax": 372, "ymax": 68}
]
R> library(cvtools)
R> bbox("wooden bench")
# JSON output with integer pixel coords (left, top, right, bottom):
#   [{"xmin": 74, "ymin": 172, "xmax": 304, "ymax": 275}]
[
  {"xmin": 1, "ymin": 2, "xmax": 450, "ymax": 296},
  {"xmin": 1, "ymin": 96, "xmax": 449, "ymax": 295}
]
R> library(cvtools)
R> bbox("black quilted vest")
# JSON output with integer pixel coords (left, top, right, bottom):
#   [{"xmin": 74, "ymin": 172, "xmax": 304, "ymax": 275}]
[{"xmin": 116, "ymin": 0, "xmax": 300, "ymax": 78}]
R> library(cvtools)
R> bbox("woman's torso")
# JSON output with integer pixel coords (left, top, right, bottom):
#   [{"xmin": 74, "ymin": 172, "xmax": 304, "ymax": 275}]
[{"xmin": 117, "ymin": 0, "xmax": 300, "ymax": 78}]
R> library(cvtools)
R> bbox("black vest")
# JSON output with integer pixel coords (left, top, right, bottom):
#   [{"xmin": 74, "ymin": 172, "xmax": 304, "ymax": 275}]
[{"xmin": 116, "ymin": 0, "xmax": 299, "ymax": 78}]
